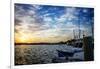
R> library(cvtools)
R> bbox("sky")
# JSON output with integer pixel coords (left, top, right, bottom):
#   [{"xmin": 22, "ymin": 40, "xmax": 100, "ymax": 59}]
[{"xmin": 15, "ymin": 3, "xmax": 94, "ymax": 43}]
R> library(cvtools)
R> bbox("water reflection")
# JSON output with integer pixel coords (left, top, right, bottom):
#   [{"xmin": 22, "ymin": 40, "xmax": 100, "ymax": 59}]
[{"xmin": 15, "ymin": 45, "xmax": 83, "ymax": 65}]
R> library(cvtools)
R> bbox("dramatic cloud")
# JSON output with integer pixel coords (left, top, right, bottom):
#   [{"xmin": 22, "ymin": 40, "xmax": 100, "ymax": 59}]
[{"xmin": 15, "ymin": 4, "xmax": 94, "ymax": 43}]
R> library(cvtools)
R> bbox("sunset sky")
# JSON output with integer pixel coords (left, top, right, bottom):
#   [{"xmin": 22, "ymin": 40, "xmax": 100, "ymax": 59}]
[{"xmin": 15, "ymin": 4, "xmax": 94, "ymax": 43}]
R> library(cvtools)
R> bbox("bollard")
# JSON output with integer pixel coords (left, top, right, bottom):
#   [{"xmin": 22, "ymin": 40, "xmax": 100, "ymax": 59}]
[{"xmin": 83, "ymin": 36, "xmax": 94, "ymax": 61}]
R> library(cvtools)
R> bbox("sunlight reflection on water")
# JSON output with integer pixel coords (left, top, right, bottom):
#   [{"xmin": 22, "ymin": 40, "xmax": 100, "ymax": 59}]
[{"xmin": 15, "ymin": 45, "xmax": 83, "ymax": 65}]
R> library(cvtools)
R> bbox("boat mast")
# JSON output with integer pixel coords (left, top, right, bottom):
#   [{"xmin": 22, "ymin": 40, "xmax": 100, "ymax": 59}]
[{"xmin": 78, "ymin": 13, "xmax": 81, "ymax": 39}]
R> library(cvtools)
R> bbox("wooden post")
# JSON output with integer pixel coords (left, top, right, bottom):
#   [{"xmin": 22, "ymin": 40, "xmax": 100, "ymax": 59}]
[{"xmin": 83, "ymin": 36, "xmax": 94, "ymax": 61}]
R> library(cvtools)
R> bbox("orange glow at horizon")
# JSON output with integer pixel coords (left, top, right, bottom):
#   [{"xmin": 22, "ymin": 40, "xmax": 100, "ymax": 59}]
[
  {"xmin": 15, "ymin": 31, "xmax": 70, "ymax": 43},
  {"xmin": 14, "ymin": 26, "xmax": 71, "ymax": 43},
  {"xmin": 15, "ymin": 32, "xmax": 34, "ymax": 43}
]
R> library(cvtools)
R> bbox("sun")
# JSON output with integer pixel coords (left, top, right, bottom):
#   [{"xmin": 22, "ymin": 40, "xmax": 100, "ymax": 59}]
[
  {"xmin": 15, "ymin": 32, "xmax": 34, "ymax": 43},
  {"xmin": 19, "ymin": 35, "xmax": 29, "ymax": 42}
]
